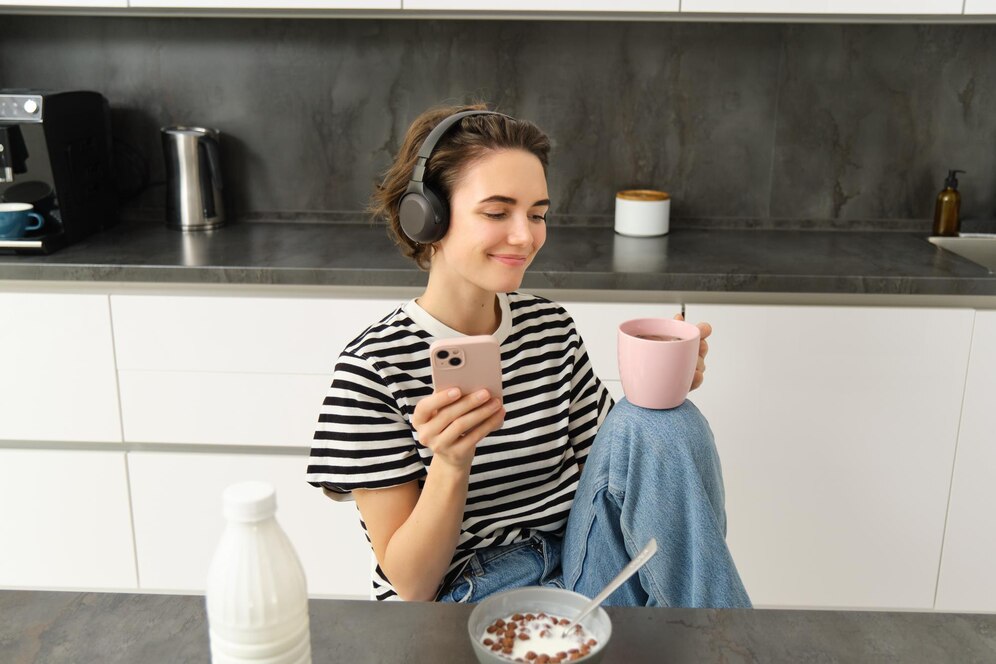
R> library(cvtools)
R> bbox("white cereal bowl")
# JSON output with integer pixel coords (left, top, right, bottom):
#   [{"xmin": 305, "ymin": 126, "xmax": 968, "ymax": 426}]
[{"xmin": 467, "ymin": 587, "xmax": 612, "ymax": 664}]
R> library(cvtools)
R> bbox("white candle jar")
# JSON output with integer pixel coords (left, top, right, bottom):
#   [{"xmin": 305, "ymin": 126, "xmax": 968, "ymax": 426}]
[{"xmin": 614, "ymin": 189, "xmax": 671, "ymax": 237}]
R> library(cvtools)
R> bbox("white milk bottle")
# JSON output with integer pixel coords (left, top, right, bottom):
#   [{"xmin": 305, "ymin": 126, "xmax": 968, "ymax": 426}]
[{"xmin": 206, "ymin": 481, "xmax": 312, "ymax": 664}]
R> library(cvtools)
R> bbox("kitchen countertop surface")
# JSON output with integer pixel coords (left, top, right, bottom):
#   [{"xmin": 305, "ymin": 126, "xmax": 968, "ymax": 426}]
[
  {"xmin": 1, "ymin": 218, "xmax": 995, "ymax": 296},
  {"xmin": 3, "ymin": 589, "xmax": 995, "ymax": 664}
]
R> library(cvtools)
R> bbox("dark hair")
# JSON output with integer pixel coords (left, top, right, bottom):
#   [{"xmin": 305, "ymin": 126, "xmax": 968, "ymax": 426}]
[{"xmin": 367, "ymin": 101, "xmax": 552, "ymax": 271}]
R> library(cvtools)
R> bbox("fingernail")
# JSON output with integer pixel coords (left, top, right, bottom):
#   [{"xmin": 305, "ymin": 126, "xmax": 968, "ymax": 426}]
[
  {"xmin": 448, "ymin": 388, "xmax": 460, "ymax": 398},
  {"xmin": 476, "ymin": 389, "xmax": 490, "ymax": 401}
]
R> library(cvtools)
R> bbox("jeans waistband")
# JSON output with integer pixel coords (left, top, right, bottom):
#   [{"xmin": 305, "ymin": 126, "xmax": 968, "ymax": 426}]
[{"xmin": 467, "ymin": 532, "xmax": 548, "ymax": 578}]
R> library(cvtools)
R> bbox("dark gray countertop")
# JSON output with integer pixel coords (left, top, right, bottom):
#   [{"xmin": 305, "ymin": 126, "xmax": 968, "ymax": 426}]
[
  {"xmin": 2, "ymin": 590, "xmax": 995, "ymax": 663},
  {"xmin": 1, "ymin": 218, "xmax": 995, "ymax": 295}
]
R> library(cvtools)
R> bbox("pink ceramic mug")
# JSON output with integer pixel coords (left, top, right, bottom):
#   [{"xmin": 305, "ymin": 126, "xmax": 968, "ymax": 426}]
[{"xmin": 618, "ymin": 318, "xmax": 701, "ymax": 409}]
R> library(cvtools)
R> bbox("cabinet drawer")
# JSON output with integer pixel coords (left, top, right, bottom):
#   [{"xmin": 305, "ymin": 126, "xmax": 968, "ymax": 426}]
[
  {"xmin": 128, "ymin": 451, "xmax": 370, "ymax": 598},
  {"xmin": 111, "ymin": 294, "xmax": 402, "ymax": 374},
  {"xmin": 0, "ymin": 293, "xmax": 121, "ymax": 443},
  {"xmin": 0, "ymin": 449, "xmax": 136, "ymax": 589},
  {"xmin": 119, "ymin": 371, "xmax": 331, "ymax": 446}
]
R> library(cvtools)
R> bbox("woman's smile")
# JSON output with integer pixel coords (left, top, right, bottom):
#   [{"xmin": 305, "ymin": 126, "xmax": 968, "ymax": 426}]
[{"xmin": 488, "ymin": 253, "xmax": 528, "ymax": 266}]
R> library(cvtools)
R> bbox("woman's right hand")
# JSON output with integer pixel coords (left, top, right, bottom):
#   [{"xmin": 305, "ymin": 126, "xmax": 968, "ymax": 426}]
[{"xmin": 411, "ymin": 388, "xmax": 505, "ymax": 472}]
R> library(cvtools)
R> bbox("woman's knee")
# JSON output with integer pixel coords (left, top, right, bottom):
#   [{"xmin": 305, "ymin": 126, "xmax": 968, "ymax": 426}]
[
  {"xmin": 610, "ymin": 396, "xmax": 710, "ymax": 433},
  {"xmin": 609, "ymin": 397, "xmax": 716, "ymax": 461}
]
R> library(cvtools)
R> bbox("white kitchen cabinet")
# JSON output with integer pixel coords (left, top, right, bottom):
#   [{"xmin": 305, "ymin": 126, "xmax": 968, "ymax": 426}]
[
  {"xmin": 403, "ymin": 0, "xmax": 679, "ymax": 11},
  {"xmin": 128, "ymin": 451, "xmax": 371, "ymax": 598},
  {"xmin": 935, "ymin": 311, "xmax": 996, "ymax": 613},
  {"xmin": 965, "ymin": 0, "xmax": 996, "ymax": 13},
  {"xmin": 0, "ymin": 293, "xmax": 121, "ymax": 443},
  {"xmin": 685, "ymin": 304, "xmax": 974, "ymax": 610},
  {"xmin": 681, "ymin": 0, "xmax": 962, "ymax": 13},
  {"xmin": 0, "ymin": 449, "xmax": 137, "ymax": 589},
  {"xmin": 3, "ymin": 284, "xmax": 991, "ymax": 611}
]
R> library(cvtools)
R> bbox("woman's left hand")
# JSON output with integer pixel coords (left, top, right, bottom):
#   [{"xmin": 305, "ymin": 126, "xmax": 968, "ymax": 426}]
[{"xmin": 675, "ymin": 313, "xmax": 711, "ymax": 391}]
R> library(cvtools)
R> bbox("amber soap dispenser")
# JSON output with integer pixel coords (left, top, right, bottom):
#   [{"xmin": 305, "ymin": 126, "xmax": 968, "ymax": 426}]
[{"xmin": 932, "ymin": 169, "xmax": 965, "ymax": 236}]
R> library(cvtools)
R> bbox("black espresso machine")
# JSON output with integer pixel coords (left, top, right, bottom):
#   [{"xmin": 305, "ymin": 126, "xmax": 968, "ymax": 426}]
[{"xmin": 0, "ymin": 90, "xmax": 117, "ymax": 253}]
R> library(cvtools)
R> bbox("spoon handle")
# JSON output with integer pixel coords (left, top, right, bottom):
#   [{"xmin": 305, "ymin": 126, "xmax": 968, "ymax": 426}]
[{"xmin": 560, "ymin": 538, "xmax": 658, "ymax": 637}]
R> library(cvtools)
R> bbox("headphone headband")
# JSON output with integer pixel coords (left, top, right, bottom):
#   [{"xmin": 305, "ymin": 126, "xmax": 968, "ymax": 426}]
[
  {"xmin": 398, "ymin": 109, "xmax": 516, "ymax": 245},
  {"xmin": 408, "ymin": 109, "xmax": 513, "ymax": 186}
]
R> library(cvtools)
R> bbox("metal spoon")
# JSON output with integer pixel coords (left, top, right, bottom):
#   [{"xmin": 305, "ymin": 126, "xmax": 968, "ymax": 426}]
[{"xmin": 559, "ymin": 538, "xmax": 658, "ymax": 638}]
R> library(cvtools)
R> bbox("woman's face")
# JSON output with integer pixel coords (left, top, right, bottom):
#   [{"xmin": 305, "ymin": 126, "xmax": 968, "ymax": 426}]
[{"xmin": 432, "ymin": 148, "xmax": 549, "ymax": 295}]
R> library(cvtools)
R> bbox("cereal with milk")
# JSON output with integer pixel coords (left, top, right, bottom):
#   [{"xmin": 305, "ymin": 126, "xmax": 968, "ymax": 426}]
[{"xmin": 480, "ymin": 612, "xmax": 599, "ymax": 662}]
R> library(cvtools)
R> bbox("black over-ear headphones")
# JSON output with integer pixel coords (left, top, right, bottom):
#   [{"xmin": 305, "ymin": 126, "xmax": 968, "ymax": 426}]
[{"xmin": 398, "ymin": 109, "xmax": 514, "ymax": 244}]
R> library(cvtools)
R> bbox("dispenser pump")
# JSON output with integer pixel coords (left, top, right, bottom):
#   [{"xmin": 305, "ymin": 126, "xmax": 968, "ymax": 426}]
[{"xmin": 944, "ymin": 169, "xmax": 965, "ymax": 190}]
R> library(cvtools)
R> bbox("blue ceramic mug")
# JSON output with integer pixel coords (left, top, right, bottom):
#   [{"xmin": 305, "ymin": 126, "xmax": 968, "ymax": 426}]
[{"xmin": 0, "ymin": 203, "xmax": 45, "ymax": 239}]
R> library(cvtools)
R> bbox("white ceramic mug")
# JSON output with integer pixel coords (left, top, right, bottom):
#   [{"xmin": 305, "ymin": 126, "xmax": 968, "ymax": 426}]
[{"xmin": 614, "ymin": 190, "xmax": 670, "ymax": 237}]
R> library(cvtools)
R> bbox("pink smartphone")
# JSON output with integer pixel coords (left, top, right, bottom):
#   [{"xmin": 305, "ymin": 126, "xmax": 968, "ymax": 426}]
[{"xmin": 429, "ymin": 335, "xmax": 503, "ymax": 400}]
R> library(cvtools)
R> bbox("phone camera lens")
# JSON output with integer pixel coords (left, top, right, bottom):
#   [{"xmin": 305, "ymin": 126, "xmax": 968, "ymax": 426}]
[
  {"xmin": 436, "ymin": 350, "xmax": 450, "ymax": 360},
  {"xmin": 449, "ymin": 357, "xmax": 462, "ymax": 366}
]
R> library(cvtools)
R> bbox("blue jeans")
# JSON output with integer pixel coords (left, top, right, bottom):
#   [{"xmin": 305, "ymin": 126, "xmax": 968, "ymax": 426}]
[{"xmin": 438, "ymin": 398, "xmax": 752, "ymax": 608}]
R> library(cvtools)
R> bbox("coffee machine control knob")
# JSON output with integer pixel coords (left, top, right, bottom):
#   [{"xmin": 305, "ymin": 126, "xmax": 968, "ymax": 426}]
[{"xmin": 23, "ymin": 99, "xmax": 38, "ymax": 114}]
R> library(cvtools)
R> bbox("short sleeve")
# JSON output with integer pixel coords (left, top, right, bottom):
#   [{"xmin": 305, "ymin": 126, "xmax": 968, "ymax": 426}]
[
  {"xmin": 306, "ymin": 351, "xmax": 426, "ymax": 501},
  {"xmin": 566, "ymin": 318, "xmax": 614, "ymax": 464}
]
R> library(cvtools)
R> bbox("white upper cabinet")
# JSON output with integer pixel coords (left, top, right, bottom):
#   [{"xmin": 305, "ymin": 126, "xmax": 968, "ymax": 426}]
[
  {"xmin": 934, "ymin": 311, "xmax": 996, "ymax": 613},
  {"xmin": 0, "ymin": 293, "xmax": 121, "ymax": 443},
  {"xmin": 681, "ymin": 0, "xmax": 963, "ymax": 13},
  {"xmin": 127, "ymin": 0, "xmax": 399, "ymax": 7},
  {"xmin": 0, "ymin": 0, "xmax": 974, "ymax": 15},
  {"xmin": 0, "ymin": 1, "xmax": 126, "ymax": 6},
  {"xmin": 403, "ymin": 0, "xmax": 679, "ymax": 11}
]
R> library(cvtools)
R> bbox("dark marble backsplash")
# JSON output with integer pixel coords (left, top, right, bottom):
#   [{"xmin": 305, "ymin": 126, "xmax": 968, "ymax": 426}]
[{"xmin": 1, "ymin": 15, "xmax": 995, "ymax": 226}]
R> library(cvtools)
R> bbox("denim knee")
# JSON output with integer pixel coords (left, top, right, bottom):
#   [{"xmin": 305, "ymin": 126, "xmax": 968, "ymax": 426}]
[{"xmin": 609, "ymin": 398, "xmax": 715, "ymax": 461}]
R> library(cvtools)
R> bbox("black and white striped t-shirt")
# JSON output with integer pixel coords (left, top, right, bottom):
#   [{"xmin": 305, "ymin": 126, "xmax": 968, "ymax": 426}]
[{"xmin": 306, "ymin": 291, "xmax": 614, "ymax": 601}]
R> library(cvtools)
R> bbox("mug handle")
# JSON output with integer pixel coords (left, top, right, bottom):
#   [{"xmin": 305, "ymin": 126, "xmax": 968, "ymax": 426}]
[{"xmin": 25, "ymin": 212, "xmax": 45, "ymax": 232}]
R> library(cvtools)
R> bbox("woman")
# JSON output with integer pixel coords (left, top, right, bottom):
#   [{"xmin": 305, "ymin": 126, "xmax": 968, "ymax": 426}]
[{"xmin": 306, "ymin": 102, "xmax": 750, "ymax": 608}]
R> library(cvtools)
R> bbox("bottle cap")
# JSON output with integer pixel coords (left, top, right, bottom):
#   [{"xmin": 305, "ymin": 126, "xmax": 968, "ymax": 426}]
[{"xmin": 222, "ymin": 481, "xmax": 277, "ymax": 523}]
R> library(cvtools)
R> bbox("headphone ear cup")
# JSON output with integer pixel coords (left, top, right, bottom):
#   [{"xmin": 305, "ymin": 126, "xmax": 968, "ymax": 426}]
[
  {"xmin": 399, "ymin": 192, "xmax": 435, "ymax": 244},
  {"xmin": 398, "ymin": 187, "xmax": 448, "ymax": 244},
  {"xmin": 420, "ymin": 185, "xmax": 449, "ymax": 243}
]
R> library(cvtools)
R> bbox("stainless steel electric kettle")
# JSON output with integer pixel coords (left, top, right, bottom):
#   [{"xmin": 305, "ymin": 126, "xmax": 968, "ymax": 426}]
[{"xmin": 161, "ymin": 126, "xmax": 225, "ymax": 231}]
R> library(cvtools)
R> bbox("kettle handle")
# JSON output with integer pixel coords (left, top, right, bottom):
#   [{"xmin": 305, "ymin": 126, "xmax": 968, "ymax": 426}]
[{"xmin": 204, "ymin": 134, "xmax": 224, "ymax": 191}]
